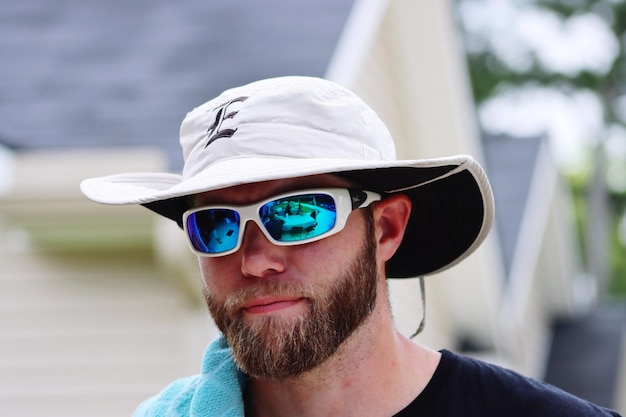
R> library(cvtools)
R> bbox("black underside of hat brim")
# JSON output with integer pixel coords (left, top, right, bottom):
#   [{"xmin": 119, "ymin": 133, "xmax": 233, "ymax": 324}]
[
  {"xmin": 143, "ymin": 197, "xmax": 189, "ymax": 228},
  {"xmin": 339, "ymin": 167, "xmax": 485, "ymax": 278},
  {"xmin": 389, "ymin": 169, "xmax": 483, "ymax": 277}
]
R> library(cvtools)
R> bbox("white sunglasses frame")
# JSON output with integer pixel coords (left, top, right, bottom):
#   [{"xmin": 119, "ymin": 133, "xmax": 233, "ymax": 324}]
[{"xmin": 182, "ymin": 188, "xmax": 381, "ymax": 257}]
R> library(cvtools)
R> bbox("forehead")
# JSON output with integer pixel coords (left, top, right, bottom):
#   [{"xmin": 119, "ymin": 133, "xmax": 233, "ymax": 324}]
[{"xmin": 190, "ymin": 174, "xmax": 353, "ymax": 206}]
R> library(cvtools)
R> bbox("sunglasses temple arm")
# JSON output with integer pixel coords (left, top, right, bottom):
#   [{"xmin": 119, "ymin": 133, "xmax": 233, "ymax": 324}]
[
  {"xmin": 364, "ymin": 190, "xmax": 382, "ymax": 206},
  {"xmin": 350, "ymin": 190, "xmax": 382, "ymax": 210}
]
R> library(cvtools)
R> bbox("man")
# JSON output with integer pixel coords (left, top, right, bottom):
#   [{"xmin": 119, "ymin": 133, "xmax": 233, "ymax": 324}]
[{"xmin": 81, "ymin": 76, "xmax": 620, "ymax": 416}]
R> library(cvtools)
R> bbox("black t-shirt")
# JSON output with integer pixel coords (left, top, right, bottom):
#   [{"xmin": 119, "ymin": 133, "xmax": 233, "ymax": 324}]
[{"xmin": 394, "ymin": 350, "xmax": 621, "ymax": 416}]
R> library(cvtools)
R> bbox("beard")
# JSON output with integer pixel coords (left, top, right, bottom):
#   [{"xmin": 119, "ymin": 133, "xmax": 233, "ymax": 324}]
[{"xmin": 203, "ymin": 212, "xmax": 379, "ymax": 380}]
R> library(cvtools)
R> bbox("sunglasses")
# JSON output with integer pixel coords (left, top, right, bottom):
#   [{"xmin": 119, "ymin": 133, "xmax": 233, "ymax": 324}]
[{"xmin": 183, "ymin": 188, "xmax": 381, "ymax": 257}]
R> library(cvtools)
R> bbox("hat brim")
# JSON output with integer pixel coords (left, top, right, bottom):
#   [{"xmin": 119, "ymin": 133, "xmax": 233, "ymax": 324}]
[{"xmin": 80, "ymin": 155, "xmax": 493, "ymax": 278}]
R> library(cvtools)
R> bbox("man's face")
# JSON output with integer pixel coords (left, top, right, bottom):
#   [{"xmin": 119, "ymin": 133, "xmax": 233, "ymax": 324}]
[{"xmin": 194, "ymin": 175, "xmax": 381, "ymax": 380}]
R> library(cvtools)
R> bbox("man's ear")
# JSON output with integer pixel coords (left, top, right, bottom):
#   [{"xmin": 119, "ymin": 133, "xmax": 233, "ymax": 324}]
[{"xmin": 372, "ymin": 193, "xmax": 411, "ymax": 262}]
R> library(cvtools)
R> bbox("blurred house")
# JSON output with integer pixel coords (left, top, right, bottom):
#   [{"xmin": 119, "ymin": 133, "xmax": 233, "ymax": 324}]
[{"xmin": 0, "ymin": 0, "xmax": 623, "ymax": 416}]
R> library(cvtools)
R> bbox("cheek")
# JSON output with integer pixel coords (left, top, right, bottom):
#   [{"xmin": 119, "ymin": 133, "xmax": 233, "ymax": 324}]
[
  {"xmin": 198, "ymin": 258, "xmax": 235, "ymax": 298},
  {"xmin": 301, "ymin": 213, "xmax": 367, "ymax": 272}
]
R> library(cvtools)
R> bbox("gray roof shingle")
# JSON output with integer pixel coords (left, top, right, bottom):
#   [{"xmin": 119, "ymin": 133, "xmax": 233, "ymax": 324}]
[
  {"xmin": 483, "ymin": 133, "xmax": 542, "ymax": 276},
  {"xmin": 1, "ymin": 0, "xmax": 354, "ymax": 168}
]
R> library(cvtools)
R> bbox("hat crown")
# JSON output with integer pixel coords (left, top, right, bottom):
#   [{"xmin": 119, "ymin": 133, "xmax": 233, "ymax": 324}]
[{"xmin": 179, "ymin": 76, "xmax": 396, "ymax": 180}]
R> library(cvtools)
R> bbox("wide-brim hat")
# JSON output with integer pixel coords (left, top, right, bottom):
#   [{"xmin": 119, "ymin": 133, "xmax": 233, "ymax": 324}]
[{"xmin": 81, "ymin": 76, "xmax": 494, "ymax": 278}]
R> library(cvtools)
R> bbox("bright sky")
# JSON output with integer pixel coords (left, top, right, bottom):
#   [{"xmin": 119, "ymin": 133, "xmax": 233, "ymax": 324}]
[{"xmin": 458, "ymin": 0, "xmax": 624, "ymax": 179}]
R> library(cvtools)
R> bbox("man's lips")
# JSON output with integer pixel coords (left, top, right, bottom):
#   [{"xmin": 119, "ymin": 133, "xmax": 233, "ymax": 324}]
[{"xmin": 241, "ymin": 296, "xmax": 307, "ymax": 315}]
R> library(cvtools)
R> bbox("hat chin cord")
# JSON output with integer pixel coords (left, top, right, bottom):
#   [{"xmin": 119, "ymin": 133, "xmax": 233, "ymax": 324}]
[{"xmin": 409, "ymin": 277, "xmax": 426, "ymax": 339}]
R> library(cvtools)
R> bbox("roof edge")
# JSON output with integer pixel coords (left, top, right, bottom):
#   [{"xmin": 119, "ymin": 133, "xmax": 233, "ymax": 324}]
[{"xmin": 325, "ymin": 0, "xmax": 390, "ymax": 86}]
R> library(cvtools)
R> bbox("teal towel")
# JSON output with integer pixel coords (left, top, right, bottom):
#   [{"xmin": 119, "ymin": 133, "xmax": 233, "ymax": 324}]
[{"xmin": 133, "ymin": 336, "xmax": 246, "ymax": 417}]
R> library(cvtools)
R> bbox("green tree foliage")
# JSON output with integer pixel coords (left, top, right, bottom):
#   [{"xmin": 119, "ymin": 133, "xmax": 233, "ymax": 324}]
[{"xmin": 457, "ymin": 0, "xmax": 626, "ymax": 296}]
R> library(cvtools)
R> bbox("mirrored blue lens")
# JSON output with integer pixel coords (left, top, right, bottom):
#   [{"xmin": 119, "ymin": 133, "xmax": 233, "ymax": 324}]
[
  {"xmin": 186, "ymin": 193, "xmax": 339, "ymax": 255},
  {"xmin": 186, "ymin": 209, "xmax": 240, "ymax": 254},
  {"xmin": 258, "ymin": 193, "xmax": 336, "ymax": 242}
]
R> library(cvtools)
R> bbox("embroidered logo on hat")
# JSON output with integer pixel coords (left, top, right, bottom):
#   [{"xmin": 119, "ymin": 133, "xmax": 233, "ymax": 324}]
[{"xmin": 205, "ymin": 96, "xmax": 248, "ymax": 148}]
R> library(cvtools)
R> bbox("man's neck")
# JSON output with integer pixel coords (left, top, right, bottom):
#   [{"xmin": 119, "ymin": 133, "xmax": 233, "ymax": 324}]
[{"xmin": 244, "ymin": 308, "xmax": 441, "ymax": 417}]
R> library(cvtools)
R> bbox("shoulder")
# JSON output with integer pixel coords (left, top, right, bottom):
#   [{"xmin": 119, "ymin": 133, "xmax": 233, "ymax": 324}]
[{"xmin": 402, "ymin": 350, "xmax": 620, "ymax": 417}]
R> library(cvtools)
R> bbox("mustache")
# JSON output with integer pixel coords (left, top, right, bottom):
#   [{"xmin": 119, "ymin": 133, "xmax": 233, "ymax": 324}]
[{"xmin": 216, "ymin": 281, "xmax": 319, "ymax": 312}]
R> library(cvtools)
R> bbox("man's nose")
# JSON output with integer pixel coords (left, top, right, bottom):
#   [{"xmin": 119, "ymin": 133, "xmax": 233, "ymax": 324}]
[{"xmin": 239, "ymin": 220, "xmax": 286, "ymax": 278}]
